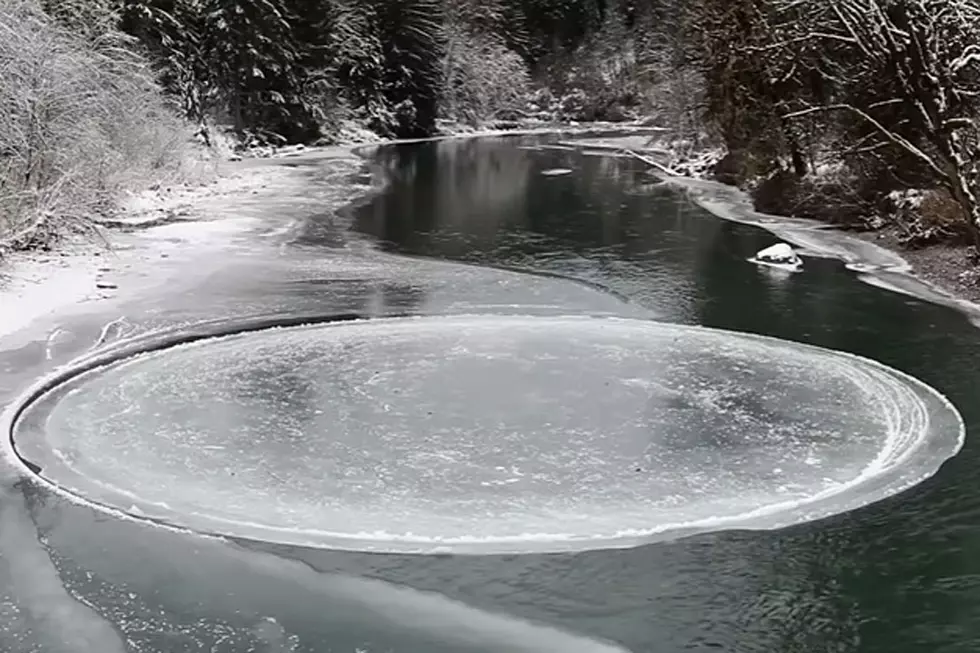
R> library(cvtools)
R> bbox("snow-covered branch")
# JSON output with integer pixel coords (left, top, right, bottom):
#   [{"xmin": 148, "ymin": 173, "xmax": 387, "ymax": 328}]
[
  {"xmin": 784, "ymin": 103, "xmax": 948, "ymax": 179},
  {"xmin": 699, "ymin": 0, "xmax": 980, "ymax": 244}
]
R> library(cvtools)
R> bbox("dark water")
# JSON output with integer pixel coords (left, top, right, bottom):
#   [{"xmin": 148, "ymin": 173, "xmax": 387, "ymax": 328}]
[
  {"xmin": 353, "ymin": 137, "xmax": 980, "ymax": 652},
  {"xmin": 2, "ymin": 134, "xmax": 980, "ymax": 653}
]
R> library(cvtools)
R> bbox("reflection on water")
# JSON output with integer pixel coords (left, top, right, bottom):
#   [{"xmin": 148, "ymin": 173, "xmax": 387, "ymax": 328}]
[
  {"xmin": 350, "ymin": 134, "xmax": 980, "ymax": 653},
  {"xmin": 357, "ymin": 137, "xmax": 737, "ymax": 323}
]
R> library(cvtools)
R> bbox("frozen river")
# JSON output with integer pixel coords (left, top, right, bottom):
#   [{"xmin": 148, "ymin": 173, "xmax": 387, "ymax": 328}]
[{"xmin": 0, "ymin": 134, "xmax": 974, "ymax": 653}]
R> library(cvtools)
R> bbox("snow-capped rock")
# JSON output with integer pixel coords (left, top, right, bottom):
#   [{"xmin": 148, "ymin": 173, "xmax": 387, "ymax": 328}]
[{"xmin": 750, "ymin": 242, "xmax": 803, "ymax": 272}]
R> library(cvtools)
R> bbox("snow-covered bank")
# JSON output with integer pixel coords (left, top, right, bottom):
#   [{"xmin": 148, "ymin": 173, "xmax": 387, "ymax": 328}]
[
  {"xmin": 661, "ymin": 174, "xmax": 980, "ymax": 328},
  {"xmin": 0, "ymin": 146, "xmax": 365, "ymax": 343},
  {"xmin": 558, "ymin": 131, "xmax": 980, "ymax": 328},
  {"xmin": 562, "ymin": 134, "xmax": 724, "ymax": 179},
  {"xmin": 6, "ymin": 124, "xmax": 661, "ymax": 342}
]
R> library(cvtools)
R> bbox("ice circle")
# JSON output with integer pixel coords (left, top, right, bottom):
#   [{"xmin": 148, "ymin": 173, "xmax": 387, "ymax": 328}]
[{"xmin": 7, "ymin": 315, "xmax": 964, "ymax": 554}]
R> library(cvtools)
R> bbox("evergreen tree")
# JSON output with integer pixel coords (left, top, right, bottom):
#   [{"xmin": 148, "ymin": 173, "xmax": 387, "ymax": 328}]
[
  {"xmin": 322, "ymin": 0, "xmax": 389, "ymax": 133},
  {"xmin": 511, "ymin": 0, "xmax": 606, "ymax": 63},
  {"xmin": 200, "ymin": 0, "xmax": 309, "ymax": 142},
  {"xmin": 119, "ymin": 0, "xmax": 211, "ymax": 131},
  {"xmin": 371, "ymin": 0, "xmax": 445, "ymax": 137}
]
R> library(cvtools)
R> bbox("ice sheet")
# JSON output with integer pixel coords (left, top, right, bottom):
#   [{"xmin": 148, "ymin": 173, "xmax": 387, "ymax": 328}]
[{"xmin": 10, "ymin": 315, "xmax": 964, "ymax": 553}]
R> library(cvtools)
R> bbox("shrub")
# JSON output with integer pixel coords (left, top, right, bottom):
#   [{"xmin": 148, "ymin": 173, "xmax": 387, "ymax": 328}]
[
  {"xmin": 0, "ymin": 0, "xmax": 190, "ymax": 248},
  {"xmin": 887, "ymin": 188, "xmax": 973, "ymax": 248},
  {"xmin": 752, "ymin": 164, "xmax": 875, "ymax": 229},
  {"xmin": 441, "ymin": 31, "xmax": 530, "ymax": 126}
]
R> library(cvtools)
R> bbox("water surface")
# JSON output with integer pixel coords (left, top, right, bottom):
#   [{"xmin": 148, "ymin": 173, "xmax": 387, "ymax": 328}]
[{"xmin": 1, "ymin": 133, "xmax": 979, "ymax": 653}]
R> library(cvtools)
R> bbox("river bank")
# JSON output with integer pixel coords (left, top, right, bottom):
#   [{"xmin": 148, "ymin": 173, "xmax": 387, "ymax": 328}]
[
  {"xmin": 1, "ymin": 121, "xmax": 668, "ymax": 342},
  {"xmin": 0, "ymin": 146, "xmax": 367, "ymax": 341},
  {"xmin": 852, "ymin": 228, "xmax": 980, "ymax": 303},
  {"xmin": 570, "ymin": 133, "xmax": 980, "ymax": 315},
  {"xmin": 5, "ymin": 127, "xmax": 980, "ymax": 346}
]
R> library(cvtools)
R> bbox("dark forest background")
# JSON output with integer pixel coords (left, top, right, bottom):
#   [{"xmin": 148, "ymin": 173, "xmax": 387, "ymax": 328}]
[{"xmin": 5, "ymin": 0, "xmax": 980, "ymax": 250}]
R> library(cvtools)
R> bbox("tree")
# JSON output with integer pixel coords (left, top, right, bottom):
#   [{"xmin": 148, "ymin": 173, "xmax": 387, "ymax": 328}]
[
  {"xmin": 371, "ymin": 0, "xmax": 445, "ymax": 137},
  {"xmin": 777, "ymin": 0, "xmax": 980, "ymax": 245},
  {"xmin": 441, "ymin": 0, "xmax": 530, "ymax": 125},
  {"xmin": 119, "ymin": 0, "xmax": 212, "ymax": 133},
  {"xmin": 39, "ymin": 0, "xmax": 120, "ymax": 40},
  {"xmin": 691, "ymin": 0, "xmax": 814, "ymax": 178},
  {"xmin": 200, "ymin": 0, "xmax": 311, "ymax": 142}
]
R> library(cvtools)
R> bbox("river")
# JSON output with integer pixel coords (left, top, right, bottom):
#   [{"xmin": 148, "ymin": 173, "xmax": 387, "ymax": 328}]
[{"xmin": 0, "ymin": 133, "xmax": 977, "ymax": 652}]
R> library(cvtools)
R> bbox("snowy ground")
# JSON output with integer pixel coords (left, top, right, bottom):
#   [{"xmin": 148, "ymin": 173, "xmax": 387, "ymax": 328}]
[{"xmin": 0, "ymin": 147, "xmax": 366, "ymax": 343}]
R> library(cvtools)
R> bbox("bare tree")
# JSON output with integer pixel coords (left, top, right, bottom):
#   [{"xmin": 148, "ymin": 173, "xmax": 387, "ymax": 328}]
[{"xmin": 778, "ymin": 0, "xmax": 980, "ymax": 245}]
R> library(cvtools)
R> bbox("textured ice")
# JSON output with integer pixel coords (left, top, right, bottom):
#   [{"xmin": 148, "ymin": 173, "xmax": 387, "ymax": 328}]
[
  {"xmin": 0, "ymin": 486, "xmax": 128, "ymax": 653},
  {"xmin": 9, "ymin": 315, "xmax": 964, "ymax": 553}
]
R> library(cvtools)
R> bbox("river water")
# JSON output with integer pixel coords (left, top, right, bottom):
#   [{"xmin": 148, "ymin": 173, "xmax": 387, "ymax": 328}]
[
  {"xmin": 0, "ymin": 133, "xmax": 978, "ymax": 652},
  {"xmin": 352, "ymin": 137, "xmax": 980, "ymax": 651}
]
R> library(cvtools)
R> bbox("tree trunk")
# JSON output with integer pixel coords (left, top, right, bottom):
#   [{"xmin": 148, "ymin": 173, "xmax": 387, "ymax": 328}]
[{"xmin": 941, "ymin": 156, "xmax": 980, "ymax": 250}]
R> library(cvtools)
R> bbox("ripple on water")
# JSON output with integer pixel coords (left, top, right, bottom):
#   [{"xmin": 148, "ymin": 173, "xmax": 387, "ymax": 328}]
[{"xmin": 6, "ymin": 315, "xmax": 964, "ymax": 553}]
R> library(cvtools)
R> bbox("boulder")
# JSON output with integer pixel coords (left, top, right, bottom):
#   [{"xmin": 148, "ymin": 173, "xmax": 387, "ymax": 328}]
[{"xmin": 752, "ymin": 242, "xmax": 803, "ymax": 271}]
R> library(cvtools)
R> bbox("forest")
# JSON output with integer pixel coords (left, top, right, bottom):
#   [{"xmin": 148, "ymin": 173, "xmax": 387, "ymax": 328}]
[{"xmin": 3, "ymin": 0, "xmax": 980, "ymax": 253}]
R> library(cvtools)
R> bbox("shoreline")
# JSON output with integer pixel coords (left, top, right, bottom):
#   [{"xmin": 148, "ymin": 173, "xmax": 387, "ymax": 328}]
[
  {"xmin": 5, "ymin": 127, "xmax": 980, "ymax": 345},
  {"xmin": 666, "ymin": 174, "xmax": 980, "ymax": 328},
  {"xmin": 0, "ymin": 145, "xmax": 367, "ymax": 342},
  {"xmin": 851, "ymin": 227, "xmax": 980, "ymax": 303},
  {"xmin": 569, "ymin": 133, "xmax": 980, "ymax": 325},
  {"xmin": 0, "ymin": 121, "xmax": 664, "ymax": 341}
]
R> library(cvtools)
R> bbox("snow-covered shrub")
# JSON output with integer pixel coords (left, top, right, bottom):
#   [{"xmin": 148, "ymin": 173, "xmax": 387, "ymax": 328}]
[
  {"xmin": 887, "ymin": 188, "xmax": 972, "ymax": 247},
  {"xmin": 751, "ymin": 162, "xmax": 874, "ymax": 228},
  {"xmin": 441, "ymin": 31, "xmax": 530, "ymax": 127},
  {"xmin": 0, "ymin": 0, "xmax": 190, "ymax": 247}
]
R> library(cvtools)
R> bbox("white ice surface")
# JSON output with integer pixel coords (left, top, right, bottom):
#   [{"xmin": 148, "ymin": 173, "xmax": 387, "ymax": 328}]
[
  {"xmin": 0, "ymin": 252, "xmax": 104, "ymax": 341},
  {"xmin": 11, "ymin": 315, "xmax": 964, "ymax": 554}
]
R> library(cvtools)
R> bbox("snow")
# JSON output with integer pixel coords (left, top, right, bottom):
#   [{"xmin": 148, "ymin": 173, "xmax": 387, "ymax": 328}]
[
  {"xmin": 887, "ymin": 188, "xmax": 927, "ymax": 210},
  {"xmin": 0, "ymin": 250, "xmax": 105, "ymax": 340},
  {"xmin": 0, "ymin": 161, "xmax": 317, "ymax": 343},
  {"xmin": 750, "ymin": 242, "xmax": 804, "ymax": 272}
]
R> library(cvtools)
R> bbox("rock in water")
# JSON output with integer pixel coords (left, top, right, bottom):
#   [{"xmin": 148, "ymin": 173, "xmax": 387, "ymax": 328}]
[{"xmin": 752, "ymin": 243, "xmax": 803, "ymax": 271}]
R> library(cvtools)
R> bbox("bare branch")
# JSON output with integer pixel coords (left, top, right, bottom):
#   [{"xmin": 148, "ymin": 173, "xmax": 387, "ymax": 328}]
[{"xmin": 783, "ymin": 103, "xmax": 947, "ymax": 180}]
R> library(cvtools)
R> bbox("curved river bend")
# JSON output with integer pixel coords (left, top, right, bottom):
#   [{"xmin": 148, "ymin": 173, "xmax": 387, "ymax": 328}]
[{"xmin": 1, "ymin": 133, "xmax": 978, "ymax": 653}]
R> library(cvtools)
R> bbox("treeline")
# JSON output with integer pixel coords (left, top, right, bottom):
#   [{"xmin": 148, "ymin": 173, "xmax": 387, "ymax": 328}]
[
  {"xmin": 108, "ymin": 0, "xmax": 980, "ymax": 248},
  {"xmin": 2, "ymin": 0, "xmax": 697, "ymax": 247},
  {"xmin": 693, "ymin": 0, "xmax": 980, "ymax": 247},
  {"xmin": 12, "ymin": 0, "xmax": 978, "ymax": 252},
  {"xmin": 107, "ymin": 0, "xmax": 693, "ymax": 142}
]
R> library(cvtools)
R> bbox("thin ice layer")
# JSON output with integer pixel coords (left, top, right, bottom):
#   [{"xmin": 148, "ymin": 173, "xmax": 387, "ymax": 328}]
[{"xmin": 12, "ymin": 315, "xmax": 963, "ymax": 553}]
